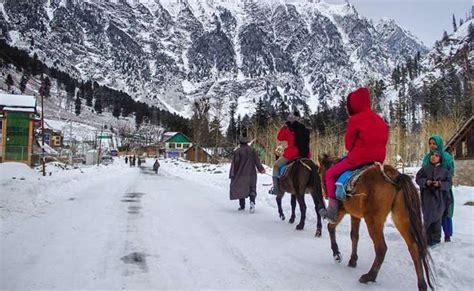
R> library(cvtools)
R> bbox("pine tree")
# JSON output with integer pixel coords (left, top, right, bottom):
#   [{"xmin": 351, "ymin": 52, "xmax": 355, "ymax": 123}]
[
  {"xmin": 85, "ymin": 81, "xmax": 93, "ymax": 107},
  {"xmin": 39, "ymin": 76, "xmax": 51, "ymax": 97},
  {"xmin": 469, "ymin": 23, "xmax": 474, "ymax": 38},
  {"xmin": 19, "ymin": 74, "xmax": 29, "ymax": 93},
  {"xmin": 226, "ymin": 102, "xmax": 237, "ymax": 145},
  {"xmin": 94, "ymin": 96, "xmax": 102, "ymax": 114},
  {"xmin": 65, "ymin": 81, "xmax": 76, "ymax": 111},
  {"xmin": 277, "ymin": 100, "xmax": 289, "ymax": 120},
  {"xmin": 31, "ymin": 53, "xmax": 40, "ymax": 76},
  {"xmin": 209, "ymin": 115, "xmax": 224, "ymax": 148},
  {"xmin": 255, "ymin": 98, "xmax": 268, "ymax": 129},
  {"xmin": 453, "ymin": 14, "xmax": 457, "ymax": 32},
  {"xmin": 191, "ymin": 97, "xmax": 210, "ymax": 147},
  {"xmin": 74, "ymin": 94, "xmax": 81, "ymax": 116},
  {"xmin": 6, "ymin": 74, "xmax": 13, "ymax": 91},
  {"xmin": 442, "ymin": 30, "xmax": 449, "ymax": 41},
  {"xmin": 112, "ymin": 102, "xmax": 121, "ymax": 118}
]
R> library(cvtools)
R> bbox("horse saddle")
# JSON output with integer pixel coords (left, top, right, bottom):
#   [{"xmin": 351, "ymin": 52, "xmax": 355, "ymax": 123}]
[
  {"xmin": 278, "ymin": 158, "xmax": 313, "ymax": 179},
  {"xmin": 335, "ymin": 164, "xmax": 374, "ymax": 201}
]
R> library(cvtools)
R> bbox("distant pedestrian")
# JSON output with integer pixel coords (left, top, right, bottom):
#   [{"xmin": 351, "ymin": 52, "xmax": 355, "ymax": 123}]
[
  {"xmin": 125, "ymin": 156, "xmax": 128, "ymax": 164},
  {"xmin": 229, "ymin": 135, "xmax": 265, "ymax": 213},
  {"xmin": 416, "ymin": 150, "xmax": 452, "ymax": 247},
  {"xmin": 132, "ymin": 155, "xmax": 136, "ymax": 167},
  {"xmin": 153, "ymin": 159, "xmax": 160, "ymax": 174}
]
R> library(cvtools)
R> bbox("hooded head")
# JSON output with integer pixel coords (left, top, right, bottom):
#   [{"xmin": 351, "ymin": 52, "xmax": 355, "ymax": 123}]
[
  {"xmin": 347, "ymin": 87, "xmax": 371, "ymax": 116},
  {"xmin": 430, "ymin": 149, "xmax": 442, "ymax": 165},
  {"xmin": 286, "ymin": 112, "xmax": 300, "ymax": 124},
  {"xmin": 429, "ymin": 135, "xmax": 444, "ymax": 151},
  {"xmin": 239, "ymin": 135, "xmax": 249, "ymax": 144},
  {"xmin": 422, "ymin": 134, "xmax": 455, "ymax": 171}
]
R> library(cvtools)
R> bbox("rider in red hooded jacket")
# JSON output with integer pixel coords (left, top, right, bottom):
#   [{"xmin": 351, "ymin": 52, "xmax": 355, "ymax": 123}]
[{"xmin": 320, "ymin": 87, "xmax": 389, "ymax": 223}]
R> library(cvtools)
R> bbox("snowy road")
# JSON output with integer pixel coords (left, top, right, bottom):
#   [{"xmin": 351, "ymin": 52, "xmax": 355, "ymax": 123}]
[{"xmin": 1, "ymin": 160, "xmax": 473, "ymax": 290}]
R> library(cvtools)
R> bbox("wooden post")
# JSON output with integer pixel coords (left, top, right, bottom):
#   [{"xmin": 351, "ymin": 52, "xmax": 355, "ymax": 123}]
[{"xmin": 41, "ymin": 93, "xmax": 45, "ymax": 176}]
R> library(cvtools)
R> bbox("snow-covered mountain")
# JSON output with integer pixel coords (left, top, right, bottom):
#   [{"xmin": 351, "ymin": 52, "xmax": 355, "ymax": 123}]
[{"xmin": 0, "ymin": 0, "xmax": 427, "ymax": 117}]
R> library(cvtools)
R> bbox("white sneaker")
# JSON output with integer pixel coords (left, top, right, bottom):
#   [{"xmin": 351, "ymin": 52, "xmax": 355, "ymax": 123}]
[{"xmin": 249, "ymin": 202, "xmax": 255, "ymax": 213}]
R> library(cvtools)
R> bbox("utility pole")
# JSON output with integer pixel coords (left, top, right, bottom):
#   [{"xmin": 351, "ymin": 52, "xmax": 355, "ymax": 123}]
[
  {"xmin": 41, "ymin": 93, "xmax": 45, "ymax": 176},
  {"xmin": 97, "ymin": 124, "xmax": 103, "ymax": 166}
]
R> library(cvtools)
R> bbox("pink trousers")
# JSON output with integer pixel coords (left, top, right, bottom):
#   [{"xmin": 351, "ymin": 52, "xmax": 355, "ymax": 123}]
[{"xmin": 325, "ymin": 158, "xmax": 354, "ymax": 199}]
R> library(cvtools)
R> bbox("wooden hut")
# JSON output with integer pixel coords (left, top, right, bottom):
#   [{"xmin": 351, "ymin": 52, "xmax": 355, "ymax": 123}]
[
  {"xmin": 184, "ymin": 145, "xmax": 211, "ymax": 163},
  {"xmin": 445, "ymin": 116, "xmax": 474, "ymax": 186}
]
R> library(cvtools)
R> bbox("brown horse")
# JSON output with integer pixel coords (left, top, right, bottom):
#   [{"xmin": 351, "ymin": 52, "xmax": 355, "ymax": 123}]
[
  {"xmin": 318, "ymin": 154, "xmax": 434, "ymax": 291},
  {"xmin": 275, "ymin": 159, "xmax": 325, "ymax": 236}
]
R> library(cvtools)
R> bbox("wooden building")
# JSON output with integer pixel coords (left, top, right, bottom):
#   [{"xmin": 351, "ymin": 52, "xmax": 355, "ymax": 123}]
[
  {"xmin": 0, "ymin": 93, "xmax": 37, "ymax": 166},
  {"xmin": 184, "ymin": 145, "xmax": 212, "ymax": 163},
  {"xmin": 445, "ymin": 116, "xmax": 474, "ymax": 186},
  {"xmin": 160, "ymin": 132, "xmax": 193, "ymax": 159}
]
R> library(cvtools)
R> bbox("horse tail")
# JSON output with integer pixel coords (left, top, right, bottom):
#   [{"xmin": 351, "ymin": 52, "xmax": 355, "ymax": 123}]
[
  {"xmin": 308, "ymin": 160, "xmax": 324, "ymax": 210},
  {"xmin": 396, "ymin": 174, "xmax": 434, "ymax": 289}
]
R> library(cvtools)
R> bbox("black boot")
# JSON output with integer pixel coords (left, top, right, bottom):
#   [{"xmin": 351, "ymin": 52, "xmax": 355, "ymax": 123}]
[
  {"xmin": 269, "ymin": 177, "xmax": 279, "ymax": 195},
  {"xmin": 238, "ymin": 199, "xmax": 245, "ymax": 211}
]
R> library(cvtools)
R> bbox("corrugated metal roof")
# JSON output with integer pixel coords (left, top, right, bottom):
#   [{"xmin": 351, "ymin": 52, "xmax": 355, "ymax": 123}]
[{"xmin": 0, "ymin": 93, "xmax": 36, "ymax": 108}]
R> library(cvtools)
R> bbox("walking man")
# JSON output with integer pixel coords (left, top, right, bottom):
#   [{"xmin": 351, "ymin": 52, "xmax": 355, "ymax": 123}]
[{"xmin": 229, "ymin": 135, "xmax": 265, "ymax": 213}]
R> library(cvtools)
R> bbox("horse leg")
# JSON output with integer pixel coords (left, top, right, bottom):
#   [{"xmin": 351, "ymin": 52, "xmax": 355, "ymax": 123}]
[
  {"xmin": 328, "ymin": 211, "xmax": 345, "ymax": 263},
  {"xmin": 348, "ymin": 216, "xmax": 361, "ymax": 267},
  {"xmin": 276, "ymin": 193, "xmax": 285, "ymax": 220},
  {"xmin": 311, "ymin": 192, "xmax": 322, "ymax": 237},
  {"xmin": 289, "ymin": 194, "xmax": 296, "ymax": 224},
  {"xmin": 295, "ymin": 194, "xmax": 306, "ymax": 230},
  {"xmin": 359, "ymin": 218, "xmax": 387, "ymax": 284}
]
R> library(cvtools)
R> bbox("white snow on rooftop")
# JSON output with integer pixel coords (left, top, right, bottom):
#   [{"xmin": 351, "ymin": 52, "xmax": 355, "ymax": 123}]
[{"xmin": 0, "ymin": 93, "xmax": 37, "ymax": 108}]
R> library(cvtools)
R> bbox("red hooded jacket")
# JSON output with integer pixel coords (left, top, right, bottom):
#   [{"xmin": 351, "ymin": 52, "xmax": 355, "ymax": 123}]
[
  {"xmin": 277, "ymin": 126, "xmax": 299, "ymax": 160},
  {"xmin": 345, "ymin": 88, "xmax": 389, "ymax": 166}
]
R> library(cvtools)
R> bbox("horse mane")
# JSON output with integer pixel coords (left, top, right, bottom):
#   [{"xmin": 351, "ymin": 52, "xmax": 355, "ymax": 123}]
[{"xmin": 319, "ymin": 153, "xmax": 334, "ymax": 170}]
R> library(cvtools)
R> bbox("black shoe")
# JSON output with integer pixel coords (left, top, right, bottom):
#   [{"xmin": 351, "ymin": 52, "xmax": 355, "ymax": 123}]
[
  {"xmin": 269, "ymin": 177, "xmax": 279, "ymax": 195},
  {"xmin": 445, "ymin": 237, "xmax": 451, "ymax": 242},
  {"xmin": 238, "ymin": 207, "xmax": 245, "ymax": 211}
]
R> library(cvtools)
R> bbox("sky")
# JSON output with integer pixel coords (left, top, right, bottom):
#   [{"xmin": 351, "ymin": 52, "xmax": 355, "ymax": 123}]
[{"xmin": 326, "ymin": 0, "xmax": 473, "ymax": 48}]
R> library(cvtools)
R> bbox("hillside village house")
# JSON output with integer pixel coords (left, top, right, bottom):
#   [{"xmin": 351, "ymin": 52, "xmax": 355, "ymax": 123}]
[
  {"xmin": 161, "ymin": 132, "xmax": 192, "ymax": 159},
  {"xmin": 0, "ymin": 93, "xmax": 38, "ymax": 166}
]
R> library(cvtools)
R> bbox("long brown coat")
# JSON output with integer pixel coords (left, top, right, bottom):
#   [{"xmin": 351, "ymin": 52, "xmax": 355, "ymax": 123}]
[{"xmin": 229, "ymin": 144, "xmax": 265, "ymax": 200}]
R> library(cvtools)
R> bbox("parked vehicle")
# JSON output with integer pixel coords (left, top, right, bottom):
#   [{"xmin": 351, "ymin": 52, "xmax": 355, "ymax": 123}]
[{"xmin": 101, "ymin": 155, "xmax": 113, "ymax": 165}]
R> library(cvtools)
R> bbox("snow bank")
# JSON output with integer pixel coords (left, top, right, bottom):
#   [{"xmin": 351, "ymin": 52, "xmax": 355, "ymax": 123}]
[
  {"xmin": 0, "ymin": 163, "xmax": 43, "ymax": 224},
  {"xmin": 0, "ymin": 162, "xmax": 39, "ymax": 182}
]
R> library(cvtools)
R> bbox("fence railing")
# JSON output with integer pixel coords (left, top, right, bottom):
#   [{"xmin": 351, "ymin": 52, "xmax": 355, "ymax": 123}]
[{"xmin": 2, "ymin": 146, "xmax": 30, "ymax": 162}]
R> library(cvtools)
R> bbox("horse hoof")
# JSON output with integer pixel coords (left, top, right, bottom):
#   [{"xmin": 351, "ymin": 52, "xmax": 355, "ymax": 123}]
[
  {"xmin": 333, "ymin": 253, "xmax": 342, "ymax": 264},
  {"xmin": 348, "ymin": 259, "xmax": 357, "ymax": 268},
  {"xmin": 296, "ymin": 224, "xmax": 304, "ymax": 230},
  {"xmin": 289, "ymin": 217, "xmax": 295, "ymax": 224},
  {"xmin": 315, "ymin": 229, "xmax": 322, "ymax": 237},
  {"xmin": 279, "ymin": 214, "xmax": 285, "ymax": 221},
  {"xmin": 359, "ymin": 273, "xmax": 376, "ymax": 283}
]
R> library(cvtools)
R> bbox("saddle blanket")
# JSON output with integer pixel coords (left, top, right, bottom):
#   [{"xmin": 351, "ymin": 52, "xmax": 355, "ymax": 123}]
[
  {"xmin": 335, "ymin": 164, "xmax": 374, "ymax": 201},
  {"xmin": 277, "ymin": 159, "xmax": 313, "ymax": 178}
]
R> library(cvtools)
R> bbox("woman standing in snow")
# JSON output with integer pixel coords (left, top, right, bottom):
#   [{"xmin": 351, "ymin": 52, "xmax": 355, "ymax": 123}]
[
  {"xmin": 422, "ymin": 134, "xmax": 455, "ymax": 242},
  {"xmin": 416, "ymin": 150, "xmax": 453, "ymax": 247},
  {"xmin": 229, "ymin": 135, "xmax": 266, "ymax": 213}
]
